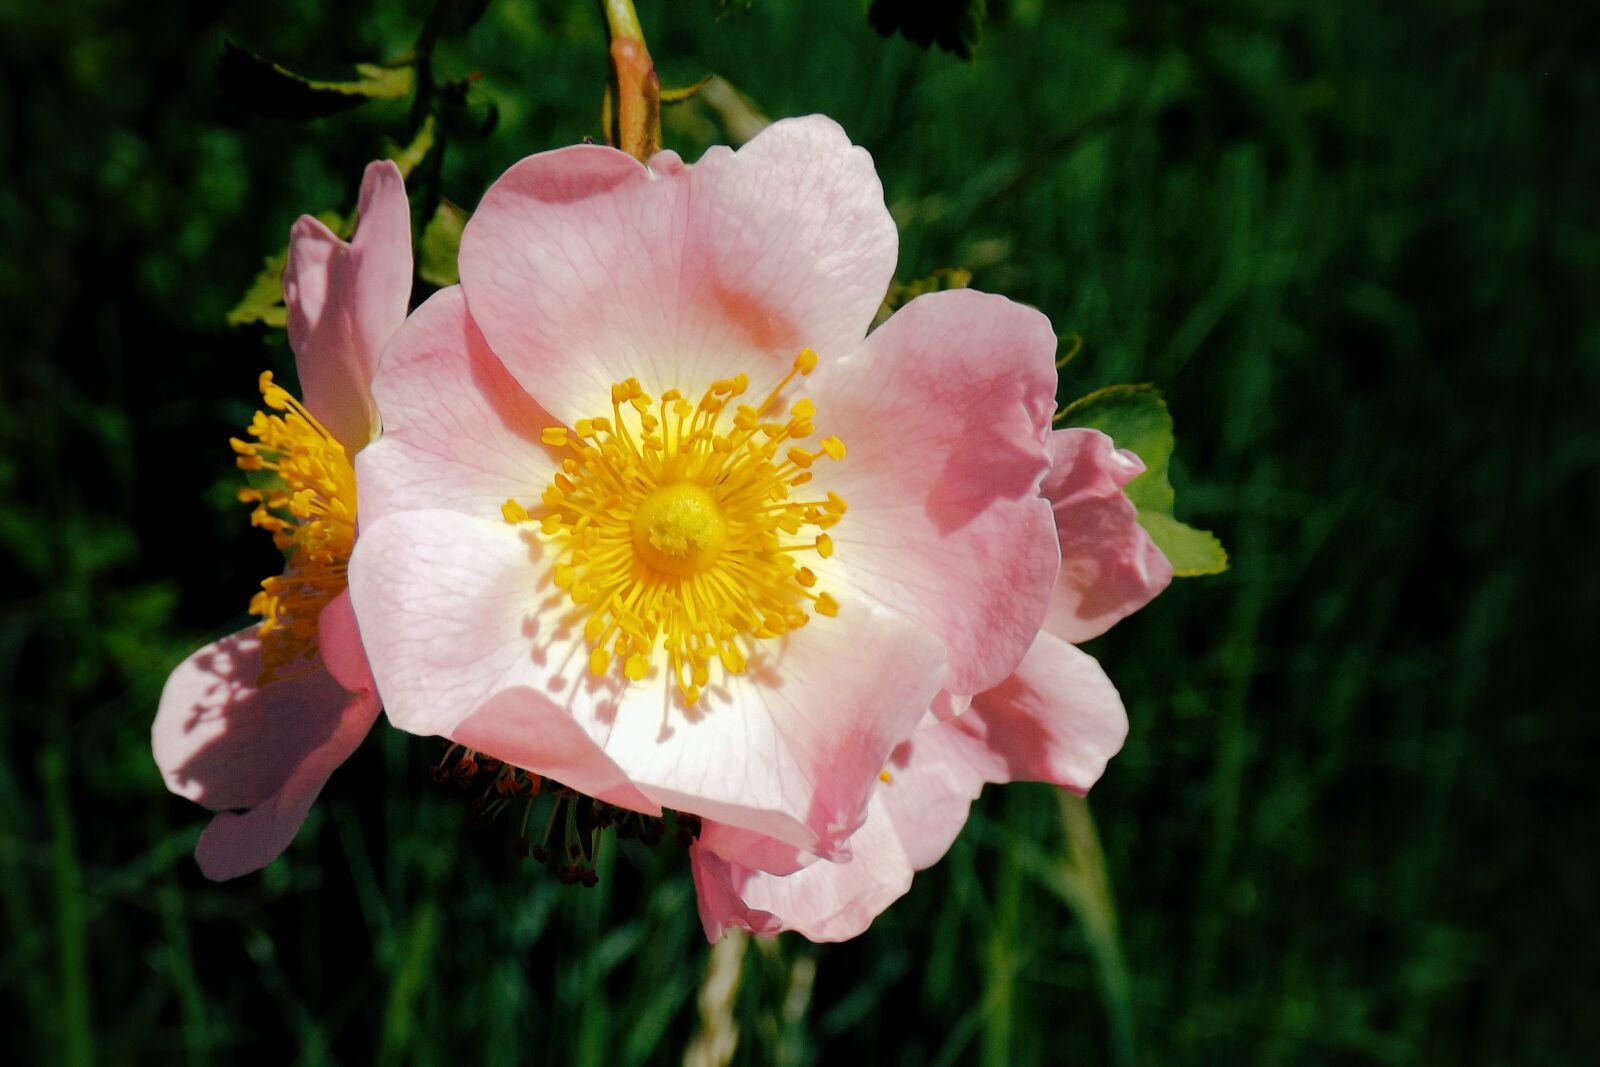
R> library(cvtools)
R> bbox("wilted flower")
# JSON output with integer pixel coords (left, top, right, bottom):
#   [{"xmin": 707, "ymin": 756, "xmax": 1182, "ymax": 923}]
[
  {"xmin": 690, "ymin": 427, "xmax": 1174, "ymax": 941},
  {"xmin": 345, "ymin": 116, "xmax": 1062, "ymax": 860},
  {"xmin": 151, "ymin": 162, "xmax": 411, "ymax": 879}
]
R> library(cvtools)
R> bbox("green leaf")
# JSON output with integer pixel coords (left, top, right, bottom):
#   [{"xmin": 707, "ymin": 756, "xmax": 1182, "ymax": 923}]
[
  {"xmin": 1135, "ymin": 511, "xmax": 1229, "ymax": 577},
  {"xmin": 418, "ymin": 200, "xmax": 468, "ymax": 287},
  {"xmin": 384, "ymin": 115, "xmax": 437, "ymax": 180},
  {"xmin": 220, "ymin": 42, "xmax": 414, "ymax": 119},
  {"xmin": 867, "ymin": 0, "xmax": 987, "ymax": 60},
  {"xmin": 226, "ymin": 248, "xmax": 289, "ymax": 328},
  {"xmin": 1059, "ymin": 384, "xmax": 1228, "ymax": 576},
  {"xmin": 661, "ymin": 75, "xmax": 714, "ymax": 105}
]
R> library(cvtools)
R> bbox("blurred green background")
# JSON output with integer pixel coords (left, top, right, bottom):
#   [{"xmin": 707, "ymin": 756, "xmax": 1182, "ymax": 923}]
[{"xmin": 3, "ymin": 0, "xmax": 1596, "ymax": 1062}]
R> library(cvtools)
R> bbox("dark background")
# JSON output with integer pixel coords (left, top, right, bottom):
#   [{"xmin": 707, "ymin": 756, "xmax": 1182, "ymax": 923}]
[{"xmin": 2, "ymin": 0, "xmax": 1596, "ymax": 1063}]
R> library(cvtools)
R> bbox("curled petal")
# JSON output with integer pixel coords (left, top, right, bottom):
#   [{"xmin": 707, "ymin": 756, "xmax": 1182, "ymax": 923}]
[
  {"xmin": 692, "ymin": 793, "xmax": 914, "ymax": 943},
  {"xmin": 957, "ymin": 631, "xmax": 1129, "ymax": 795},
  {"xmin": 1041, "ymin": 428, "xmax": 1173, "ymax": 643},
  {"xmin": 284, "ymin": 159, "xmax": 412, "ymax": 453}
]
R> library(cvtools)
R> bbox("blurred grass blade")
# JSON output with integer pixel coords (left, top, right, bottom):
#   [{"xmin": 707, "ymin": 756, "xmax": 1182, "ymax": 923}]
[
  {"xmin": 40, "ymin": 746, "xmax": 93, "ymax": 1067},
  {"xmin": 684, "ymin": 930, "xmax": 747, "ymax": 1067},
  {"xmin": 1056, "ymin": 791, "xmax": 1136, "ymax": 1067}
]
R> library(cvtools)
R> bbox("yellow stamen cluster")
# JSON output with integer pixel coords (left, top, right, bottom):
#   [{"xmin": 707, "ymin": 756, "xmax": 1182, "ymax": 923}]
[
  {"xmin": 230, "ymin": 372, "xmax": 358, "ymax": 682},
  {"xmin": 503, "ymin": 349, "xmax": 848, "ymax": 707}
]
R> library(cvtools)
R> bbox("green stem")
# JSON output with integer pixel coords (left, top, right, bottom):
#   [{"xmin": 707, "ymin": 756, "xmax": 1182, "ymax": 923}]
[
  {"xmin": 407, "ymin": 0, "xmax": 454, "ymax": 135},
  {"xmin": 601, "ymin": 0, "xmax": 646, "ymax": 42}
]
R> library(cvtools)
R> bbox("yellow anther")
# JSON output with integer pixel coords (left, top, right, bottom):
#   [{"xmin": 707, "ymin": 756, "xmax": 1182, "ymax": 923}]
[
  {"xmin": 520, "ymin": 361, "xmax": 850, "ymax": 706},
  {"xmin": 233, "ymin": 371, "xmax": 357, "ymax": 683},
  {"xmin": 501, "ymin": 499, "xmax": 531, "ymax": 524},
  {"xmin": 541, "ymin": 426, "xmax": 569, "ymax": 447},
  {"xmin": 879, "ymin": 769, "xmax": 893, "ymax": 783},
  {"xmin": 718, "ymin": 645, "xmax": 746, "ymax": 674},
  {"xmin": 820, "ymin": 436, "xmax": 846, "ymax": 461},
  {"xmin": 815, "ymin": 592, "xmax": 840, "ymax": 617}
]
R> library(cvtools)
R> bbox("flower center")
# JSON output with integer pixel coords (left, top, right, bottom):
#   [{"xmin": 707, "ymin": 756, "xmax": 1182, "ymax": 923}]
[
  {"xmin": 503, "ymin": 348, "xmax": 848, "ymax": 707},
  {"xmin": 630, "ymin": 483, "xmax": 728, "ymax": 577},
  {"xmin": 230, "ymin": 371, "xmax": 357, "ymax": 683}
]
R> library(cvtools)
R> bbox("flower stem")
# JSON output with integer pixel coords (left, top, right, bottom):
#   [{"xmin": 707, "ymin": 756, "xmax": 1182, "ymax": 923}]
[
  {"xmin": 599, "ymin": 0, "xmax": 661, "ymax": 162},
  {"xmin": 601, "ymin": 0, "xmax": 646, "ymax": 42}
]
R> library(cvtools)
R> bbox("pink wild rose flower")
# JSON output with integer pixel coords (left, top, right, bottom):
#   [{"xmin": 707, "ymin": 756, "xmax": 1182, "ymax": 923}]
[
  {"xmin": 151, "ymin": 161, "xmax": 413, "ymax": 880},
  {"xmin": 691, "ymin": 427, "xmax": 1174, "ymax": 941},
  {"xmin": 344, "ymin": 115, "xmax": 1062, "ymax": 861}
]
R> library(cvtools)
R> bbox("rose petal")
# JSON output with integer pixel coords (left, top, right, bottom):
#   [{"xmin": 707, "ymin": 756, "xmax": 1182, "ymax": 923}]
[
  {"xmin": 347, "ymin": 508, "xmax": 945, "ymax": 852},
  {"xmin": 458, "ymin": 115, "xmax": 897, "ymax": 426},
  {"xmin": 691, "ymin": 792, "xmax": 914, "ymax": 943},
  {"xmin": 284, "ymin": 159, "xmax": 412, "ymax": 453},
  {"xmin": 346, "ymin": 510, "xmax": 658, "ymax": 813},
  {"xmin": 316, "ymin": 589, "xmax": 372, "ymax": 693},
  {"xmin": 602, "ymin": 590, "xmax": 944, "ymax": 857},
  {"xmin": 690, "ymin": 631, "xmax": 1127, "ymax": 930},
  {"xmin": 1040, "ymin": 428, "xmax": 1173, "ymax": 643},
  {"xmin": 694, "ymin": 821, "xmax": 814, "ymax": 876},
  {"xmin": 957, "ymin": 630, "xmax": 1129, "ymax": 794},
  {"xmin": 355, "ymin": 286, "xmax": 560, "ymax": 528},
  {"xmin": 195, "ymin": 687, "xmax": 381, "ymax": 881},
  {"xmin": 691, "ymin": 846, "xmax": 784, "ymax": 941},
  {"xmin": 152, "ymin": 628, "xmax": 380, "ymax": 879},
  {"xmin": 808, "ymin": 288, "xmax": 1060, "ymax": 694},
  {"xmin": 876, "ymin": 728, "xmax": 989, "ymax": 870}
]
